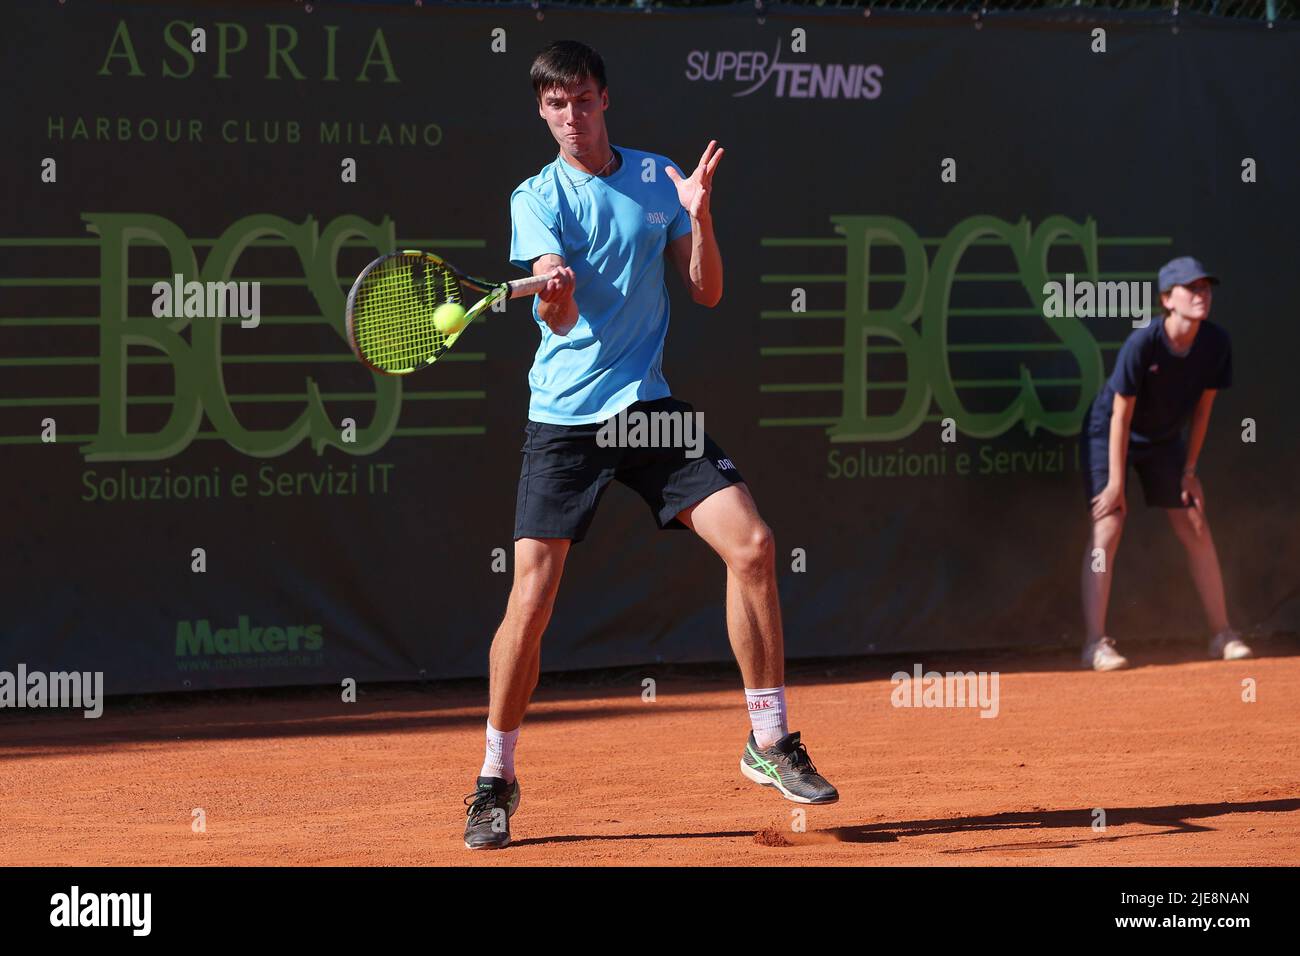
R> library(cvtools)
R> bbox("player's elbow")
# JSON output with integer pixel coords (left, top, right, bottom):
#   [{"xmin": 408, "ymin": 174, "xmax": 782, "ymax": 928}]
[{"xmin": 692, "ymin": 286, "xmax": 722, "ymax": 308}]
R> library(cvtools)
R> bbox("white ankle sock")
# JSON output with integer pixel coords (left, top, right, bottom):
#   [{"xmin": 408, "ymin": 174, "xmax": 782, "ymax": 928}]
[
  {"xmin": 745, "ymin": 686, "xmax": 788, "ymax": 749},
  {"xmin": 480, "ymin": 721, "xmax": 518, "ymax": 783}
]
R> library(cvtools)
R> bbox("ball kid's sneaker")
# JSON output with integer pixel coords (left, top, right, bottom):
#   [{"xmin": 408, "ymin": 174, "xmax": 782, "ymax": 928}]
[
  {"xmin": 740, "ymin": 730, "xmax": 839, "ymax": 805},
  {"xmin": 1209, "ymin": 629, "xmax": 1253, "ymax": 661},
  {"xmin": 1082, "ymin": 636, "xmax": 1129, "ymax": 671}
]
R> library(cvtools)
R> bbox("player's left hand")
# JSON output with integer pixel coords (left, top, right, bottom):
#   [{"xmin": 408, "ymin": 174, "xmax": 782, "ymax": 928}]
[
  {"xmin": 1181, "ymin": 472, "xmax": 1207, "ymax": 535},
  {"xmin": 666, "ymin": 140, "xmax": 724, "ymax": 221}
]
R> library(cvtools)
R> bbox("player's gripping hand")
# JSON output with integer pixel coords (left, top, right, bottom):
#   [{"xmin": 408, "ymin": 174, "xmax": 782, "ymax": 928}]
[
  {"xmin": 536, "ymin": 265, "xmax": 578, "ymax": 336},
  {"xmin": 1090, "ymin": 481, "xmax": 1126, "ymax": 521},
  {"xmin": 537, "ymin": 266, "xmax": 576, "ymax": 304}
]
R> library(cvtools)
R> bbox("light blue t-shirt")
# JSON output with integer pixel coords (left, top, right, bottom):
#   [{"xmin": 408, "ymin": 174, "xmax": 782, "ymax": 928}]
[{"xmin": 509, "ymin": 145, "xmax": 694, "ymax": 424}]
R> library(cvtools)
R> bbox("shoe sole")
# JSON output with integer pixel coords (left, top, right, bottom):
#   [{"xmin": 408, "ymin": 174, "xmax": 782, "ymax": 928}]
[
  {"xmin": 464, "ymin": 787, "xmax": 520, "ymax": 850},
  {"xmin": 465, "ymin": 837, "xmax": 510, "ymax": 850},
  {"xmin": 740, "ymin": 758, "xmax": 839, "ymax": 805}
]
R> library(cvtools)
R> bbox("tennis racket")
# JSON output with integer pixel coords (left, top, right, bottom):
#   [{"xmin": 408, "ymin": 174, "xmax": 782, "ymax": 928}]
[{"xmin": 345, "ymin": 250, "xmax": 554, "ymax": 375}]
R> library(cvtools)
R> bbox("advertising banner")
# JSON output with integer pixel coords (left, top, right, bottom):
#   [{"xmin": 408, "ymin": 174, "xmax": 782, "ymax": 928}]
[{"xmin": 3, "ymin": 2, "xmax": 1296, "ymax": 692}]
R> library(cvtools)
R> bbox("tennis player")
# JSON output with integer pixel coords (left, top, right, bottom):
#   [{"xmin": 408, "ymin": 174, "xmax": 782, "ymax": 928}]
[
  {"xmin": 1079, "ymin": 256, "xmax": 1253, "ymax": 671},
  {"xmin": 463, "ymin": 40, "xmax": 838, "ymax": 849}
]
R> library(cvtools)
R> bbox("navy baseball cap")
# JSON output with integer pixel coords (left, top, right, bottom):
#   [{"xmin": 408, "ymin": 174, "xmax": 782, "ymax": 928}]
[{"xmin": 1158, "ymin": 256, "xmax": 1219, "ymax": 292}]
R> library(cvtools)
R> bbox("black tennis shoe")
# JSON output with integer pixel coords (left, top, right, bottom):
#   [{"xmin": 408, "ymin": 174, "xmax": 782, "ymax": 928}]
[
  {"xmin": 463, "ymin": 775, "xmax": 521, "ymax": 850},
  {"xmin": 740, "ymin": 731, "xmax": 839, "ymax": 804}
]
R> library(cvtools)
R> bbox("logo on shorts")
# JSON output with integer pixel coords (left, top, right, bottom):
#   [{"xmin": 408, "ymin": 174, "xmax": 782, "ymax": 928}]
[
  {"xmin": 1148, "ymin": 364, "xmax": 1160, "ymax": 373},
  {"xmin": 715, "ymin": 458, "xmax": 736, "ymax": 472}
]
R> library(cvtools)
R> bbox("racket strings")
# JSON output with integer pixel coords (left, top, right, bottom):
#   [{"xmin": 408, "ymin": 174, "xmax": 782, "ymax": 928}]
[{"xmin": 354, "ymin": 255, "xmax": 464, "ymax": 371}]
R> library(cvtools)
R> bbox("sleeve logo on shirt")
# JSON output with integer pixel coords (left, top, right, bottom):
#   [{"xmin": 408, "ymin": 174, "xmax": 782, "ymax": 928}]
[{"xmin": 645, "ymin": 211, "xmax": 670, "ymax": 226}]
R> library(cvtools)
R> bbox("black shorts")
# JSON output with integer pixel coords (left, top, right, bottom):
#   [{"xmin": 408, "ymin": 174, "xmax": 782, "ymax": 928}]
[
  {"xmin": 1080, "ymin": 431, "xmax": 1187, "ymax": 509},
  {"xmin": 514, "ymin": 397, "xmax": 745, "ymax": 543}
]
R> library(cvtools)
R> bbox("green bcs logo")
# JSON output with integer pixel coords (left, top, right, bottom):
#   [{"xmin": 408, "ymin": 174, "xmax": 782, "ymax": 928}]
[
  {"xmin": 825, "ymin": 214, "xmax": 1107, "ymax": 442},
  {"xmin": 81, "ymin": 212, "xmax": 400, "ymax": 462}
]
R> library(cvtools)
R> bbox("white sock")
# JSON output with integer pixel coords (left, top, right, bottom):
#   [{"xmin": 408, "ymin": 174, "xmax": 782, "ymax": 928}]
[
  {"xmin": 745, "ymin": 686, "xmax": 788, "ymax": 749},
  {"xmin": 480, "ymin": 721, "xmax": 519, "ymax": 783}
]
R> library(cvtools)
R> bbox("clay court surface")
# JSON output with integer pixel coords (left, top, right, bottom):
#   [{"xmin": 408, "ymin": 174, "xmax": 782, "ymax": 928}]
[{"xmin": 3, "ymin": 645, "xmax": 1297, "ymax": 867}]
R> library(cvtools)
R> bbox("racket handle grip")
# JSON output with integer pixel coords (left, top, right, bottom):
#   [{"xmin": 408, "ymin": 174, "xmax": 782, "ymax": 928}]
[{"xmin": 505, "ymin": 272, "xmax": 559, "ymax": 299}]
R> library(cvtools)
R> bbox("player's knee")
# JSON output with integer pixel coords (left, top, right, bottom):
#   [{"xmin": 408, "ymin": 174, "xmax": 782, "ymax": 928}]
[
  {"xmin": 508, "ymin": 571, "xmax": 559, "ymax": 624},
  {"xmin": 729, "ymin": 522, "xmax": 775, "ymax": 578},
  {"xmin": 512, "ymin": 582, "xmax": 554, "ymax": 620}
]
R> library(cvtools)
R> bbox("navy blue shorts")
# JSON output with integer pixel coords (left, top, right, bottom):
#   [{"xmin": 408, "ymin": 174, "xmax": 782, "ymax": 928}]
[
  {"xmin": 1080, "ymin": 431, "xmax": 1187, "ymax": 509},
  {"xmin": 514, "ymin": 397, "xmax": 745, "ymax": 543}
]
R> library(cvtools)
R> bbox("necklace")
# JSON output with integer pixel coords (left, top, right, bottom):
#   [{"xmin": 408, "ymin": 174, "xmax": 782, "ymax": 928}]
[{"xmin": 557, "ymin": 147, "xmax": 618, "ymax": 188}]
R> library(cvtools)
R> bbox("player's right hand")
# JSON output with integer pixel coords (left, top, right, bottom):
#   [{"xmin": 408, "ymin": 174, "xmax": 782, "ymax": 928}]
[
  {"xmin": 537, "ymin": 266, "xmax": 576, "ymax": 304},
  {"xmin": 1090, "ymin": 482, "xmax": 1126, "ymax": 521}
]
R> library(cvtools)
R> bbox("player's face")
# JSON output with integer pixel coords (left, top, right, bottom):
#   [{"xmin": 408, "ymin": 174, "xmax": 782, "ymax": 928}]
[
  {"xmin": 1161, "ymin": 278, "xmax": 1213, "ymax": 321},
  {"xmin": 538, "ymin": 78, "xmax": 609, "ymax": 157}
]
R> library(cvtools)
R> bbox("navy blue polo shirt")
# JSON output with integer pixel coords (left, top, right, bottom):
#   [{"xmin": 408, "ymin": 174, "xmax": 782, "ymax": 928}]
[{"xmin": 1086, "ymin": 319, "xmax": 1232, "ymax": 446}]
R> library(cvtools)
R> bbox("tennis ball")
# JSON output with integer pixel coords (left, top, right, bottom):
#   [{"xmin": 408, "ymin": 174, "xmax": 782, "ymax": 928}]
[{"xmin": 433, "ymin": 302, "xmax": 469, "ymax": 336}]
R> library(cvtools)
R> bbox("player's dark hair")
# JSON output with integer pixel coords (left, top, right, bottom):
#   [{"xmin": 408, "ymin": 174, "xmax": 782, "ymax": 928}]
[{"xmin": 531, "ymin": 40, "xmax": 607, "ymax": 101}]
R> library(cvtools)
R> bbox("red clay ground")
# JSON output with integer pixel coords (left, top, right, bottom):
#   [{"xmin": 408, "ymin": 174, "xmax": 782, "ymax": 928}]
[{"xmin": 2, "ymin": 647, "xmax": 1297, "ymax": 866}]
